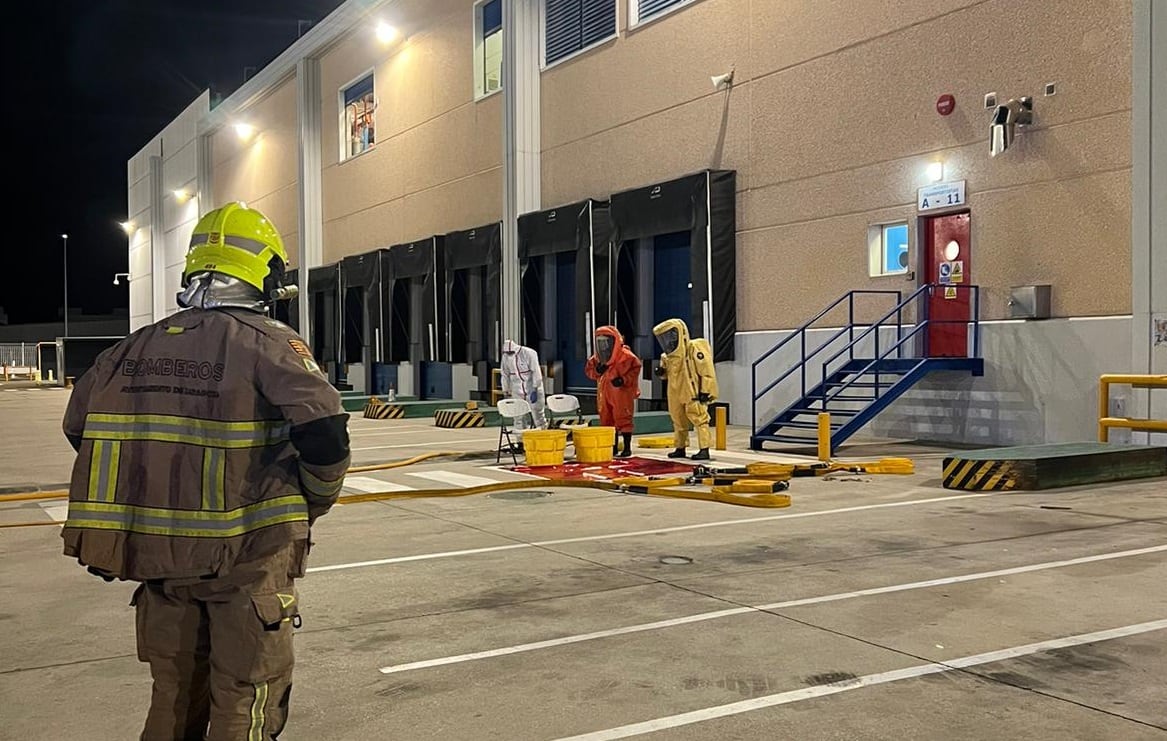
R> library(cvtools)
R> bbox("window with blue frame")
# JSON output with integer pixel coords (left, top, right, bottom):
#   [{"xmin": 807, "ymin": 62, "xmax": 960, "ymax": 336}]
[
  {"xmin": 869, "ymin": 222, "xmax": 910, "ymax": 277},
  {"xmin": 631, "ymin": 0, "xmax": 693, "ymax": 25},
  {"xmin": 883, "ymin": 223, "xmax": 909, "ymax": 274},
  {"xmin": 545, "ymin": 0, "xmax": 617, "ymax": 67},
  {"xmin": 476, "ymin": 0, "xmax": 503, "ymax": 98},
  {"xmin": 342, "ymin": 73, "xmax": 375, "ymax": 160}
]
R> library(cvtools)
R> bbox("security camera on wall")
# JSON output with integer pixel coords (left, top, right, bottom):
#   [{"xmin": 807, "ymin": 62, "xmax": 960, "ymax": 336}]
[{"xmin": 989, "ymin": 96, "xmax": 1033, "ymax": 157}]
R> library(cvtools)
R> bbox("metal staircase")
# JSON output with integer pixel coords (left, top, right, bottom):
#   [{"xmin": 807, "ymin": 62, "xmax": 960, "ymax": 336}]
[{"xmin": 750, "ymin": 285, "xmax": 984, "ymax": 454}]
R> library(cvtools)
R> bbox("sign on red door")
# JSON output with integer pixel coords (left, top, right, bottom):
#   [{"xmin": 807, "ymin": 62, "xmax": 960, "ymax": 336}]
[{"xmin": 922, "ymin": 212, "xmax": 970, "ymax": 357}]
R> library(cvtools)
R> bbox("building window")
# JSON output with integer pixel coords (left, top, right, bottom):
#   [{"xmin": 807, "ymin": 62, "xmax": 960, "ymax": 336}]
[
  {"xmin": 630, "ymin": 0, "xmax": 695, "ymax": 26},
  {"xmin": 869, "ymin": 222, "xmax": 910, "ymax": 277},
  {"xmin": 341, "ymin": 72, "xmax": 376, "ymax": 160},
  {"xmin": 475, "ymin": 0, "xmax": 503, "ymax": 99},
  {"xmin": 544, "ymin": 0, "xmax": 617, "ymax": 67}
]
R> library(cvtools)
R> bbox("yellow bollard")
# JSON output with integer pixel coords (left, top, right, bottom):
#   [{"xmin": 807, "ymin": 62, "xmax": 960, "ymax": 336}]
[
  {"xmin": 715, "ymin": 406, "xmax": 727, "ymax": 450},
  {"xmin": 817, "ymin": 412, "xmax": 831, "ymax": 462}
]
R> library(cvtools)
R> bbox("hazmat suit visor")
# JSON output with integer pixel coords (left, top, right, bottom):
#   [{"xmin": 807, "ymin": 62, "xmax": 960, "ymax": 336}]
[
  {"xmin": 656, "ymin": 328, "xmax": 680, "ymax": 354},
  {"xmin": 595, "ymin": 335, "xmax": 615, "ymax": 363}
]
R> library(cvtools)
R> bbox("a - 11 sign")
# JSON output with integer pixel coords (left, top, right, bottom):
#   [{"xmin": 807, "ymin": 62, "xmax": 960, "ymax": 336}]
[{"xmin": 918, "ymin": 180, "xmax": 966, "ymax": 212}]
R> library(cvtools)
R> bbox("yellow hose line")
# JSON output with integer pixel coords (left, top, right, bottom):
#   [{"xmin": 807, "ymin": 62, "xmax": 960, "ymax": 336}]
[
  {"xmin": 0, "ymin": 490, "xmax": 68, "ymax": 503},
  {"xmin": 337, "ymin": 477, "xmax": 791, "ymax": 509},
  {"xmin": 0, "ymin": 477, "xmax": 789, "ymax": 530},
  {"xmin": 0, "ymin": 452, "xmax": 492, "ymax": 503},
  {"xmin": 0, "ymin": 453, "xmax": 911, "ymax": 505},
  {"xmin": 348, "ymin": 452, "xmax": 451, "ymax": 473}
]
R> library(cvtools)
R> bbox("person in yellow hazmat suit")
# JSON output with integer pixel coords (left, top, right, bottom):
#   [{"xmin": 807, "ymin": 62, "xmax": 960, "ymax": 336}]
[{"xmin": 652, "ymin": 318, "xmax": 719, "ymax": 460}]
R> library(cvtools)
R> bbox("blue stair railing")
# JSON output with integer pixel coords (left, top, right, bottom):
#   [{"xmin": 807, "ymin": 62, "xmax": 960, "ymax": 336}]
[
  {"xmin": 751, "ymin": 285, "xmax": 983, "ymax": 452},
  {"xmin": 750, "ymin": 290, "xmax": 906, "ymax": 440}
]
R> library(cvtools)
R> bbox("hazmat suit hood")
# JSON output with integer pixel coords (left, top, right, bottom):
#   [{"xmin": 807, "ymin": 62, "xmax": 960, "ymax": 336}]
[
  {"xmin": 502, "ymin": 339, "xmax": 521, "ymax": 355},
  {"xmin": 594, "ymin": 326, "xmax": 625, "ymax": 363},
  {"xmin": 653, "ymin": 318, "xmax": 689, "ymax": 355}
]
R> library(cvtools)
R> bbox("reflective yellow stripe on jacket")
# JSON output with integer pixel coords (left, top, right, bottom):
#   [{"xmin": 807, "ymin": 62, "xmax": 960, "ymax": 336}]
[
  {"xmin": 65, "ymin": 496, "xmax": 309, "ymax": 538},
  {"xmin": 83, "ymin": 413, "xmax": 289, "ymax": 448},
  {"xmin": 298, "ymin": 464, "xmax": 344, "ymax": 502}
]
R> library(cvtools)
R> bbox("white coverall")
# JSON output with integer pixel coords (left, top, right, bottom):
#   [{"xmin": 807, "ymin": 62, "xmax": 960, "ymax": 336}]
[{"xmin": 500, "ymin": 339, "xmax": 546, "ymax": 430}]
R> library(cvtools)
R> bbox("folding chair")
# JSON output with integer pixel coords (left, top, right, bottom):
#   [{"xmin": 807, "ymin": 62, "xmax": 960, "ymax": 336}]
[
  {"xmin": 545, "ymin": 394, "xmax": 584, "ymax": 429},
  {"xmin": 496, "ymin": 397, "xmax": 532, "ymax": 465}
]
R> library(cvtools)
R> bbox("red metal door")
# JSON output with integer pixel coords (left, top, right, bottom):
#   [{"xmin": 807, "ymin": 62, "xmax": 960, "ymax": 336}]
[{"xmin": 922, "ymin": 212, "xmax": 970, "ymax": 357}]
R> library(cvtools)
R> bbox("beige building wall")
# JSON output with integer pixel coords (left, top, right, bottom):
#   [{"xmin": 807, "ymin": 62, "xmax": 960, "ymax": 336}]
[
  {"xmin": 210, "ymin": 79, "xmax": 302, "ymax": 266},
  {"xmin": 319, "ymin": 0, "xmax": 503, "ymax": 264},
  {"xmin": 541, "ymin": 0, "xmax": 1132, "ymax": 328},
  {"xmin": 127, "ymin": 92, "xmax": 209, "ymax": 331}
]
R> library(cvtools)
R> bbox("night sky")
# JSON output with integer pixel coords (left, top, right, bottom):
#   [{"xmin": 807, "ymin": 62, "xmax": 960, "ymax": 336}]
[{"xmin": 2, "ymin": 1, "xmax": 345, "ymax": 325}]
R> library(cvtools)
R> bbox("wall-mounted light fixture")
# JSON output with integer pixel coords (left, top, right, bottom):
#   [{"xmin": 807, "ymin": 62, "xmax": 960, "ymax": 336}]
[
  {"xmin": 119, "ymin": 220, "xmax": 136, "ymax": 235},
  {"xmin": 926, "ymin": 161, "xmax": 945, "ymax": 182},
  {"xmin": 113, "ymin": 272, "xmax": 131, "ymax": 286},
  {"xmin": 376, "ymin": 21, "xmax": 398, "ymax": 45},
  {"xmin": 173, "ymin": 188, "xmax": 193, "ymax": 203},
  {"xmin": 234, "ymin": 123, "xmax": 256, "ymax": 141}
]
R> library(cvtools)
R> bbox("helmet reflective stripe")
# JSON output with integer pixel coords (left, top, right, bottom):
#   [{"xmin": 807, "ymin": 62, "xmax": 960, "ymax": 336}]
[{"xmin": 189, "ymin": 232, "xmax": 270, "ymax": 256}]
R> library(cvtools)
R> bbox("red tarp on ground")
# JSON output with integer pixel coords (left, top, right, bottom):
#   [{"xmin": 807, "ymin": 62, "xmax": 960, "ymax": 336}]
[{"xmin": 510, "ymin": 456, "xmax": 694, "ymax": 481}]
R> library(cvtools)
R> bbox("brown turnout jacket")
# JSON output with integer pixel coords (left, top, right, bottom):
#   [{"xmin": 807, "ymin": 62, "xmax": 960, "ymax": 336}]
[{"xmin": 62, "ymin": 308, "xmax": 349, "ymax": 581}]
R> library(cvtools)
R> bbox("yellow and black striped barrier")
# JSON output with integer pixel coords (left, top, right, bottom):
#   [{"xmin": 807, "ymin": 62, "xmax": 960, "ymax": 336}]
[
  {"xmin": 943, "ymin": 442, "xmax": 1167, "ymax": 491},
  {"xmin": 363, "ymin": 399, "xmax": 405, "ymax": 420},
  {"xmin": 942, "ymin": 457, "xmax": 1019, "ymax": 491},
  {"xmin": 434, "ymin": 409, "xmax": 486, "ymax": 429}
]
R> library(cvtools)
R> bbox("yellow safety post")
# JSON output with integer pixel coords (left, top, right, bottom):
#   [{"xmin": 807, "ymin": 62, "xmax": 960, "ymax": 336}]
[
  {"xmin": 817, "ymin": 412, "xmax": 831, "ymax": 462},
  {"xmin": 715, "ymin": 406, "xmax": 727, "ymax": 450},
  {"xmin": 1098, "ymin": 374, "xmax": 1167, "ymax": 441}
]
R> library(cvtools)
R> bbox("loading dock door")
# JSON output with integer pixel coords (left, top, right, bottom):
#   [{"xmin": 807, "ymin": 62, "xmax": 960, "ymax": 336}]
[
  {"xmin": 518, "ymin": 200, "xmax": 614, "ymax": 393},
  {"xmin": 609, "ymin": 170, "xmax": 736, "ymax": 361},
  {"xmin": 922, "ymin": 211, "xmax": 971, "ymax": 358},
  {"xmin": 652, "ymin": 232, "xmax": 692, "ymax": 330}
]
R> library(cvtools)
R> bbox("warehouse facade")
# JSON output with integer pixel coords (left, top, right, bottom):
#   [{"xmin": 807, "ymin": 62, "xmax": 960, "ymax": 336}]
[{"xmin": 127, "ymin": 0, "xmax": 1166, "ymax": 446}]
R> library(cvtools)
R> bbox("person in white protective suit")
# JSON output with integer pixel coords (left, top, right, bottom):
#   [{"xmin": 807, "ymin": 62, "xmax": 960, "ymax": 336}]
[{"xmin": 500, "ymin": 339, "xmax": 546, "ymax": 431}]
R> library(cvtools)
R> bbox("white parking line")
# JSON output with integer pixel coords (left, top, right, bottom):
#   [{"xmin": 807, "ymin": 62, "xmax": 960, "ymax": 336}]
[
  {"xmin": 39, "ymin": 502, "xmax": 68, "ymax": 523},
  {"xmin": 306, "ymin": 493, "xmax": 989, "ymax": 573},
  {"xmin": 555, "ymin": 619, "xmax": 1167, "ymax": 740},
  {"xmin": 343, "ymin": 476, "xmax": 416, "ymax": 494},
  {"xmin": 351, "ymin": 437, "xmax": 497, "ymax": 452},
  {"xmin": 378, "ymin": 543, "xmax": 1167, "ymax": 673},
  {"xmin": 407, "ymin": 470, "xmax": 503, "ymax": 488},
  {"xmin": 348, "ymin": 428, "xmax": 442, "ymax": 438}
]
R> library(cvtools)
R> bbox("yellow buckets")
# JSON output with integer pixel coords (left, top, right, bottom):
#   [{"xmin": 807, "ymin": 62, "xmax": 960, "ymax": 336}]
[
  {"xmin": 572, "ymin": 426, "xmax": 616, "ymax": 464},
  {"xmin": 522, "ymin": 429, "xmax": 568, "ymax": 466}
]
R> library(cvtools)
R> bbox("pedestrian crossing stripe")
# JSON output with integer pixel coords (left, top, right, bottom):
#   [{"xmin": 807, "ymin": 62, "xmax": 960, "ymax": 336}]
[
  {"xmin": 435, "ymin": 409, "xmax": 486, "ymax": 428},
  {"xmin": 364, "ymin": 399, "xmax": 405, "ymax": 419},
  {"xmin": 942, "ymin": 457, "xmax": 1018, "ymax": 491}
]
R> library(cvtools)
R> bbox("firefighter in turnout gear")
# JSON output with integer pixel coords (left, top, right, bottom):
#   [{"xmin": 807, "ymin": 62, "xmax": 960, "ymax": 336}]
[
  {"xmin": 61, "ymin": 201, "xmax": 350, "ymax": 741},
  {"xmin": 652, "ymin": 318, "xmax": 719, "ymax": 461},
  {"xmin": 585, "ymin": 325, "xmax": 642, "ymax": 457}
]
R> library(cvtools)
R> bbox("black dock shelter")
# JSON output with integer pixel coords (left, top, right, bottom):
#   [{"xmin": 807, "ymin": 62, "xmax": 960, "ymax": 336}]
[
  {"xmin": 338, "ymin": 249, "xmax": 389, "ymax": 394},
  {"xmin": 444, "ymin": 222, "xmax": 502, "ymax": 397},
  {"xmin": 608, "ymin": 169, "xmax": 737, "ymax": 362},
  {"xmin": 307, "ymin": 263, "xmax": 342, "ymax": 384},
  {"xmin": 384, "ymin": 236, "xmax": 445, "ymax": 397},
  {"xmin": 518, "ymin": 199, "xmax": 614, "ymax": 392}
]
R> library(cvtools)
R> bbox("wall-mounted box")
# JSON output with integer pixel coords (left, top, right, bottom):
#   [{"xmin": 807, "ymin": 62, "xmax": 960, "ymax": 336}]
[{"xmin": 1010, "ymin": 285, "xmax": 1051, "ymax": 319}]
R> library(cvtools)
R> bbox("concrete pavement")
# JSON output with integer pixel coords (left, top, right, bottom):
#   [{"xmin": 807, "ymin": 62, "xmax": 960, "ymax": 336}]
[{"xmin": 1, "ymin": 394, "xmax": 1164, "ymax": 740}]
